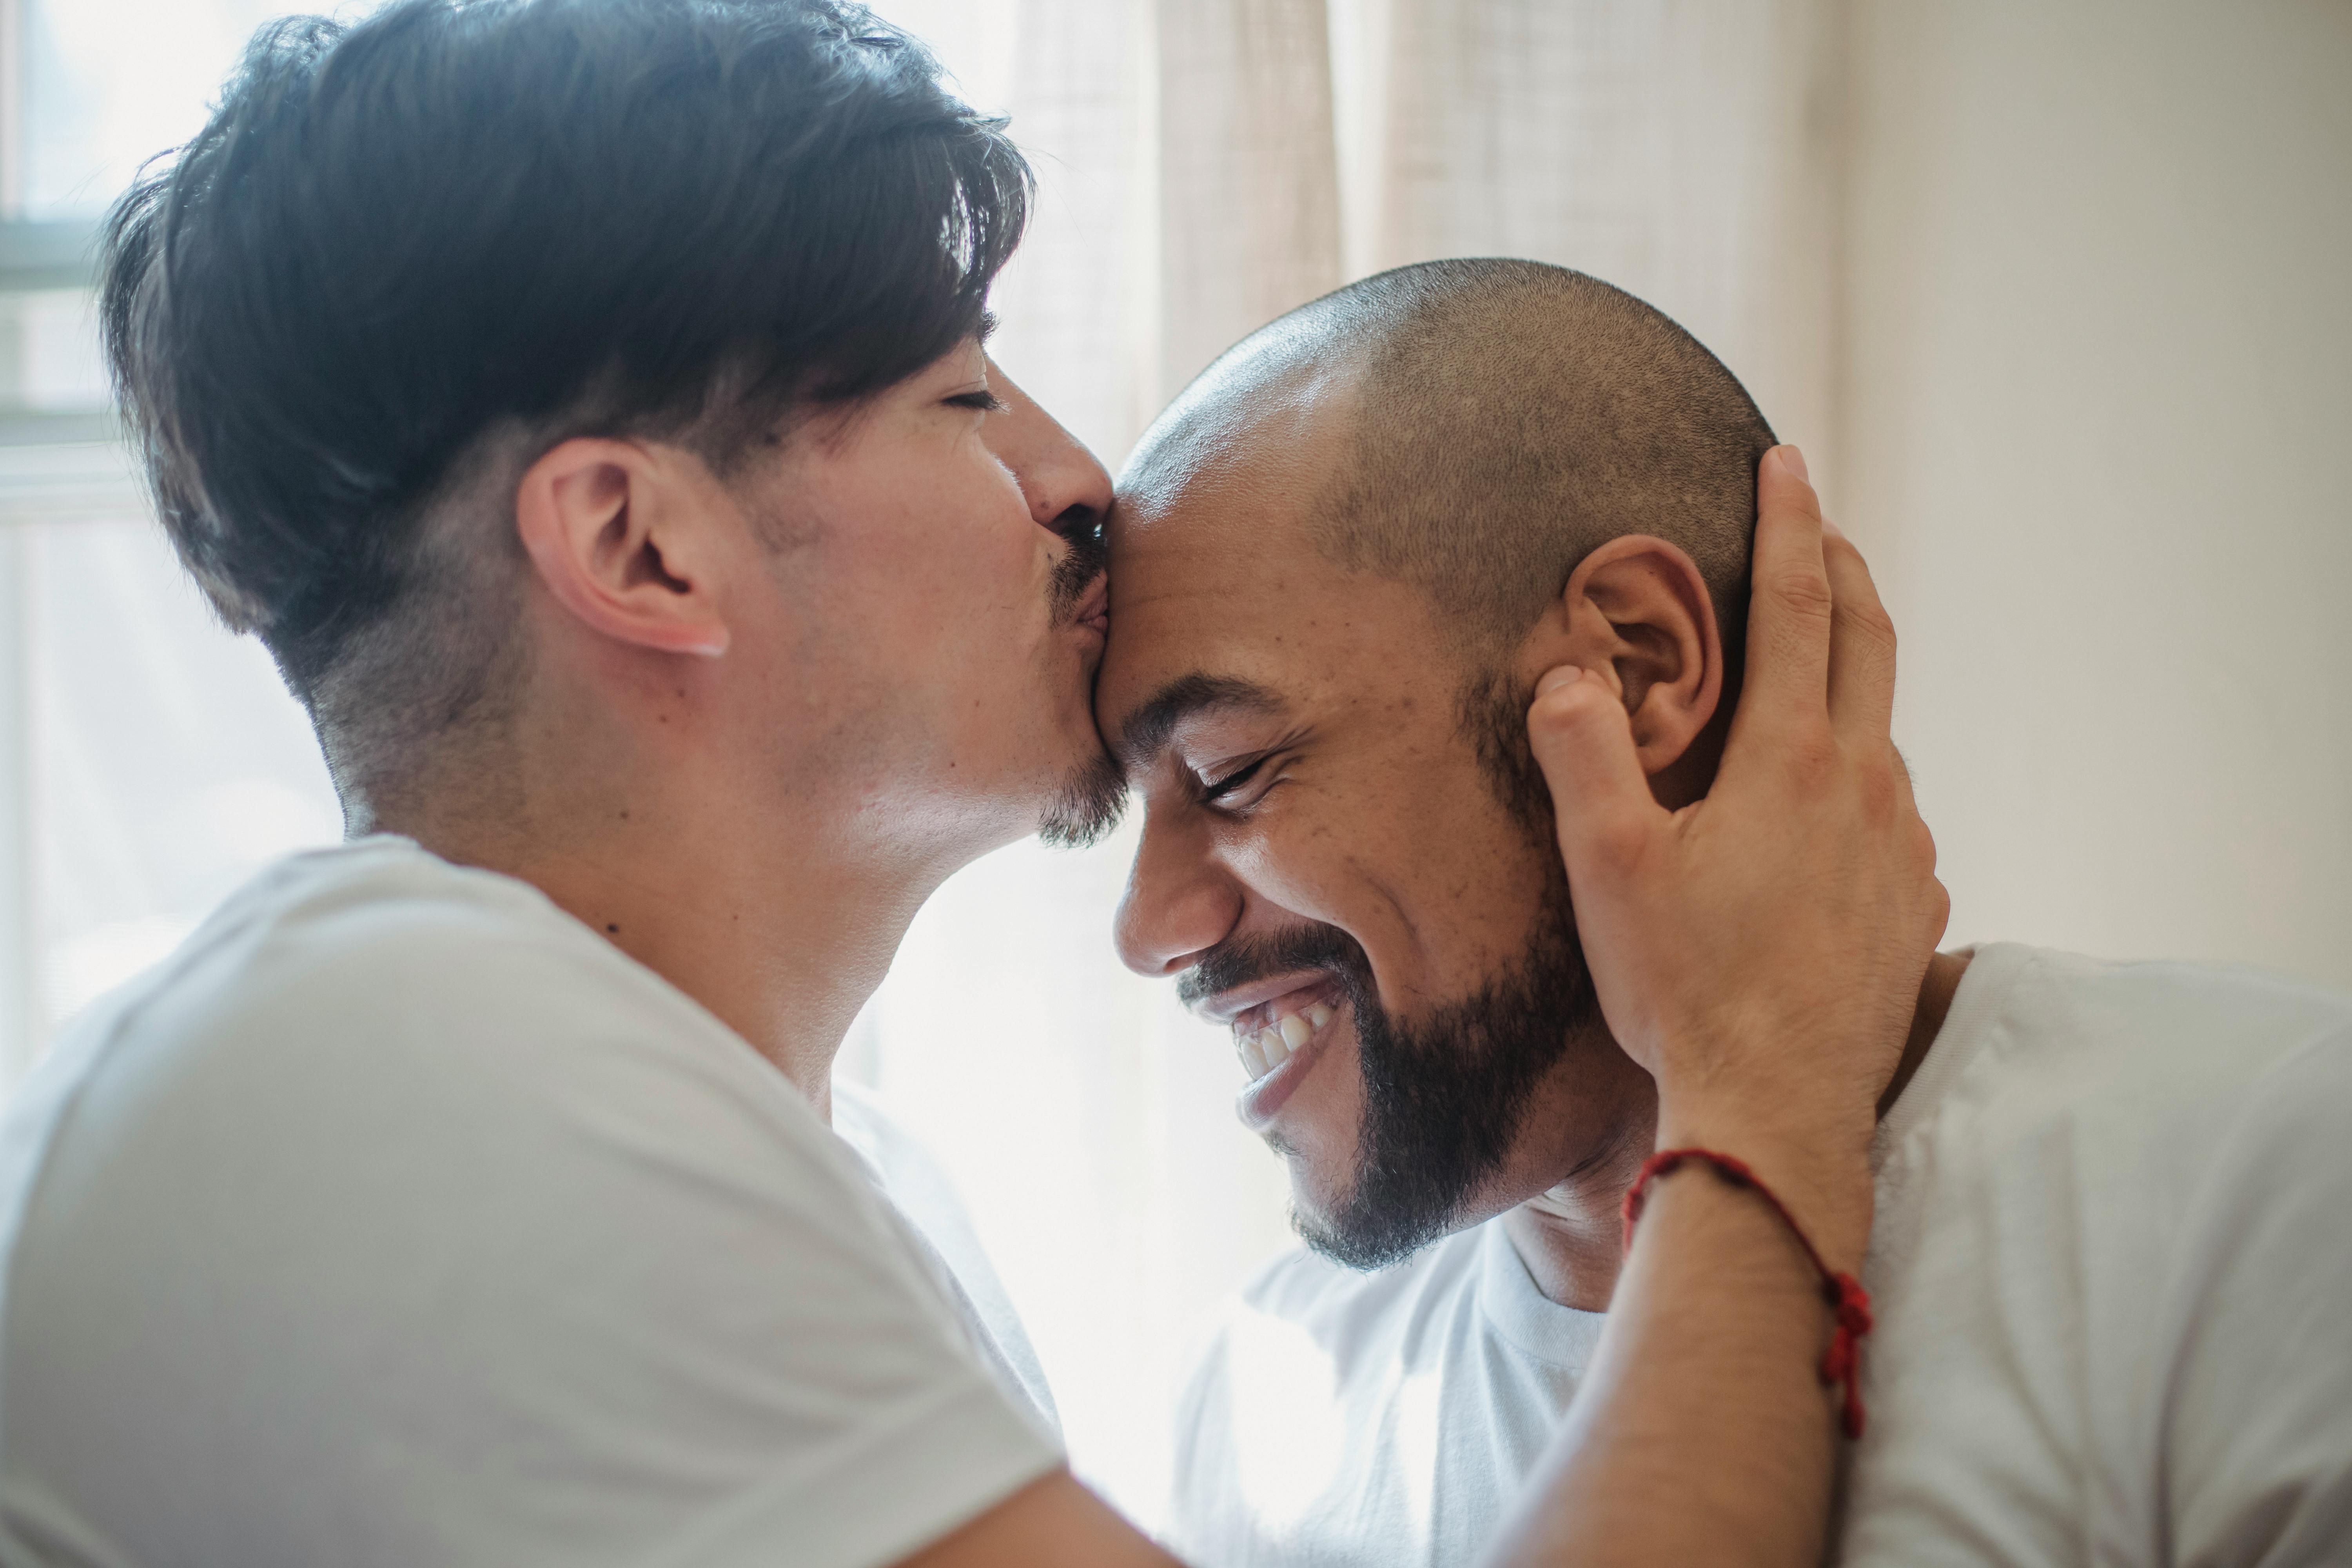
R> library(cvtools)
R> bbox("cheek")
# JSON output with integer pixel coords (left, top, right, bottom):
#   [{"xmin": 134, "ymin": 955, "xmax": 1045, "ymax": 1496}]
[
  {"xmin": 1227, "ymin": 806, "xmax": 1431, "ymax": 1012},
  {"xmin": 1325, "ymin": 780, "xmax": 1553, "ymax": 1000},
  {"xmin": 833, "ymin": 464, "xmax": 1049, "ymax": 670},
  {"xmin": 835, "ymin": 435, "xmax": 1034, "ymax": 572}
]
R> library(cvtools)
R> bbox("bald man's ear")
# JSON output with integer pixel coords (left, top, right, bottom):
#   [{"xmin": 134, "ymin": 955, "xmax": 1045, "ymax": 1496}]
[
  {"xmin": 1521, "ymin": 535, "xmax": 1723, "ymax": 785},
  {"xmin": 514, "ymin": 437, "xmax": 731, "ymax": 658}
]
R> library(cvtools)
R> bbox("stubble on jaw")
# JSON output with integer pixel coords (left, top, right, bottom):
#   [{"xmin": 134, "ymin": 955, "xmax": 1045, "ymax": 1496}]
[
  {"xmin": 1036, "ymin": 511, "xmax": 1126, "ymax": 850},
  {"xmin": 1038, "ymin": 748, "xmax": 1127, "ymax": 849}
]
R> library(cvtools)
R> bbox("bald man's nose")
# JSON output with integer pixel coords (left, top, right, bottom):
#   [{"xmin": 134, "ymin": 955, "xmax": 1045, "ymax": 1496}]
[{"xmin": 1113, "ymin": 819, "xmax": 1241, "ymax": 978}]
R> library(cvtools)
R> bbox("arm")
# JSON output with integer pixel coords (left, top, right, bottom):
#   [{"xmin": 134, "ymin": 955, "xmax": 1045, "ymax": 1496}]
[
  {"xmin": 1483, "ymin": 446, "xmax": 1942, "ymax": 1566},
  {"xmin": 900, "ymin": 446, "xmax": 1944, "ymax": 1568}
]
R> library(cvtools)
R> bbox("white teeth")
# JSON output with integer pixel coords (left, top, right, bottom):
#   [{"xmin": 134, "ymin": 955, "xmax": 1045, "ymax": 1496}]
[
  {"xmin": 1258, "ymin": 1027, "xmax": 1290, "ymax": 1071},
  {"xmin": 1238, "ymin": 1000, "xmax": 1342, "ymax": 1083}
]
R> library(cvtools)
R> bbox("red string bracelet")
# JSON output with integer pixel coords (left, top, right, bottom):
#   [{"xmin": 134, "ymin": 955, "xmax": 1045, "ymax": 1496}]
[{"xmin": 1621, "ymin": 1147, "xmax": 1875, "ymax": 1439}]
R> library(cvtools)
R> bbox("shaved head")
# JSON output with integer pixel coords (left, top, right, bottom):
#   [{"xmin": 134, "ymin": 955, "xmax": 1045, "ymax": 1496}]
[
  {"xmin": 1104, "ymin": 261, "xmax": 1774, "ymax": 1264},
  {"xmin": 1129, "ymin": 258, "xmax": 1775, "ymax": 666}
]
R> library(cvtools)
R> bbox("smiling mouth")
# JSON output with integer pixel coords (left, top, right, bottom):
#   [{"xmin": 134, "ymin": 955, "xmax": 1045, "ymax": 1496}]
[{"xmin": 1230, "ymin": 983, "xmax": 1343, "ymax": 1082}]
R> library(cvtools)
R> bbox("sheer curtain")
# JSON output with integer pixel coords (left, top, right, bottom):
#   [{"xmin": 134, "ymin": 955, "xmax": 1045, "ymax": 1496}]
[{"xmin": 2, "ymin": 0, "xmax": 1841, "ymax": 1528}]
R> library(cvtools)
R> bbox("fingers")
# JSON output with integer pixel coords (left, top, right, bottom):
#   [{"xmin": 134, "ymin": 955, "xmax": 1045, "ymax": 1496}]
[
  {"xmin": 1822, "ymin": 517, "xmax": 1898, "ymax": 748},
  {"xmin": 1528, "ymin": 665, "xmax": 1662, "ymax": 882},
  {"xmin": 1730, "ymin": 446, "xmax": 1834, "ymax": 749}
]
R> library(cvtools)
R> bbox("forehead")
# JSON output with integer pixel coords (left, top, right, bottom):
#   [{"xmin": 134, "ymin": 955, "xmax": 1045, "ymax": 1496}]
[{"xmin": 1100, "ymin": 371, "xmax": 1449, "ymax": 762}]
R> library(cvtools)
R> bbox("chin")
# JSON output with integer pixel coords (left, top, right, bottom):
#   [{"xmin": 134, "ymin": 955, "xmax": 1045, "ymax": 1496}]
[
  {"xmin": 1033, "ymin": 728, "xmax": 1127, "ymax": 851},
  {"xmin": 1277, "ymin": 1149, "xmax": 1362, "ymax": 1246},
  {"xmin": 1279, "ymin": 1129, "xmax": 1539, "ymax": 1272}
]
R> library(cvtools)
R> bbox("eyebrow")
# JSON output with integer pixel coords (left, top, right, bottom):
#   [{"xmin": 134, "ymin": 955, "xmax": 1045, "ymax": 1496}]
[{"xmin": 1116, "ymin": 673, "xmax": 1286, "ymax": 771}]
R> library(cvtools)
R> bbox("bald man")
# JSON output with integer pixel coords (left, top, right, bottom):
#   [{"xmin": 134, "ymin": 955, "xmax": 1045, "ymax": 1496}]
[{"xmin": 1098, "ymin": 260, "xmax": 2352, "ymax": 1568}]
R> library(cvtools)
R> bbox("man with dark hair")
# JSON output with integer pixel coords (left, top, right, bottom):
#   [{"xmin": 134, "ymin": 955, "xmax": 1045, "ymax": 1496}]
[
  {"xmin": 101, "ymin": 0, "xmax": 1116, "ymax": 846},
  {"xmin": 0, "ymin": 4, "xmax": 1952, "ymax": 1566},
  {"xmin": 1105, "ymin": 258, "xmax": 2352, "ymax": 1567}
]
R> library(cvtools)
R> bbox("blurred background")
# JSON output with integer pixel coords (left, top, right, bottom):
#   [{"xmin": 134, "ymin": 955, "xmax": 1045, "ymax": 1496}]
[{"xmin": 0, "ymin": 0, "xmax": 2345, "ymax": 1528}]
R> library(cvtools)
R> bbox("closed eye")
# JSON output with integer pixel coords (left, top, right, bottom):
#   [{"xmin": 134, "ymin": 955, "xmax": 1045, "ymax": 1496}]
[
  {"xmin": 946, "ymin": 390, "xmax": 1008, "ymax": 413},
  {"xmin": 1200, "ymin": 757, "xmax": 1269, "ymax": 804}
]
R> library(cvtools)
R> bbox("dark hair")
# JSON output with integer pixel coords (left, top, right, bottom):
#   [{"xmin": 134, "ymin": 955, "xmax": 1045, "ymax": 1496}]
[{"xmin": 100, "ymin": 0, "xmax": 1028, "ymax": 755}]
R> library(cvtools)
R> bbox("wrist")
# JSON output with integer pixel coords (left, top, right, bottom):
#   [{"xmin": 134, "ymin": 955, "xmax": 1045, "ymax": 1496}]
[
  {"xmin": 1621, "ymin": 1149, "xmax": 1882, "ymax": 1441},
  {"xmin": 1646, "ymin": 1120, "xmax": 1876, "ymax": 1274}
]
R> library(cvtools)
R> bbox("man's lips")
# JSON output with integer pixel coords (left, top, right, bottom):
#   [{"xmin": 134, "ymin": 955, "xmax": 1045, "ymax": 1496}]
[
  {"xmin": 1192, "ymin": 970, "xmax": 1340, "ymax": 1028},
  {"xmin": 1236, "ymin": 995, "xmax": 1346, "ymax": 1132},
  {"xmin": 1070, "ymin": 575, "xmax": 1109, "ymax": 637},
  {"xmin": 1192, "ymin": 969, "xmax": 1348, "ymax": 1112}
]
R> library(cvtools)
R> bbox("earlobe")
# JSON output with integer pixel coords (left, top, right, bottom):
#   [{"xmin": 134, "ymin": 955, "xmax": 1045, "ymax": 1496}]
[
  {"xmin": 1533, "ymin": 536, "xmax": 1723, "ymax": 778},
  {"xmin": 514, "ymin": 437, "xmax": 731, "ymax": 658}
]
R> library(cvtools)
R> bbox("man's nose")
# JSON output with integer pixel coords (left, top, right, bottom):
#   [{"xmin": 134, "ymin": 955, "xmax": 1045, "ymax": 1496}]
[
  {"xmin": 1114, "ymin": 813, "xmax": 1242, "ymax": 979},
  {"xmin": 984, "ymin": 358, "xmax": 1113, "ymax": 545}
]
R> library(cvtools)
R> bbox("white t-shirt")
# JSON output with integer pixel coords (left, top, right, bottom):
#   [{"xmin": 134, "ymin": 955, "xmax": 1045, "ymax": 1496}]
[
  {"xmin": 831, "ymin": 1079, "xmax": 1060, "ymax": 1435},
  {"xmin": 1167, "ymin": 944, "xmax": 2352, "ymax": 1568},
  {"xmin": 0, "ymin": 838, "xmax": 1062, "ymax": 1568}
]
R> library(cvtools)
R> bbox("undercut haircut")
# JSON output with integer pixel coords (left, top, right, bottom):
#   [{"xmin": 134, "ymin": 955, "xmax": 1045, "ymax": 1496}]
[{"xmin": 99, "ymin": 0, "xmax": 1029, "ymax": 805}]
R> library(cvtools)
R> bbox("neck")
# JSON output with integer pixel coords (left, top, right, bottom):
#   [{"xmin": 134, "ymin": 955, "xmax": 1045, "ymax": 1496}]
[
  {"xmin": 1504, "ymin": 947, "xmax": 1974, "ymax": 1311},
  {"xmin": 370, "ymin": 710, "xmax": 996, "ymax": 1121}
]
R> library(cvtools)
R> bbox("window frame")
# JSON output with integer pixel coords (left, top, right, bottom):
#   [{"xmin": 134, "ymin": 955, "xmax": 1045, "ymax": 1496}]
[{"xmin": 0, "ymin": 207, "xmax": 134, "ymax": 1079}]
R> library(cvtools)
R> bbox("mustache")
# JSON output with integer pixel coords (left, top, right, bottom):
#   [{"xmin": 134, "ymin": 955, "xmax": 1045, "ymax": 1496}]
[
  {"xmin": 1047, "ymin": 514, "xmax": 1109, "ymax": 625},
  {"xmin": 1176, "ymin": 920, "xmax": 1375, "ymax": 1014}
]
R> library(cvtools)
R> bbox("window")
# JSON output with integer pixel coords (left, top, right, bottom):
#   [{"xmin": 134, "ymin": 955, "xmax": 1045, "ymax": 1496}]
[{"xmin": 1, "ymin": 1, "xmax": 347, "ymax": 1076}]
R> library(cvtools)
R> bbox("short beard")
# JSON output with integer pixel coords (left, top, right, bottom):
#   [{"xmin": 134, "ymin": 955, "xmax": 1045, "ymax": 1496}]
[
  {"xmin": 1036, "ymin": 522, "xmax": 1126, "ymax": 850},
  {"xmin": 1178, "ymin": 666, "xmax": 1605, "ymax": 1270},
  {"xmin": 1301, "ymin": 867, "xmax": 1597, "ymax": 1270}
]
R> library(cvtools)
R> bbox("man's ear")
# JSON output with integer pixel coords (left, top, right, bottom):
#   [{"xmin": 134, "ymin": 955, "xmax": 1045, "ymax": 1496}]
[
  {"xmin": 1521, "ymin": 535, "xmax": 1723, "ymax": 779},
  {"xmin": 513, "ymin": 437, "xmax": 731, "ymax": 657}
]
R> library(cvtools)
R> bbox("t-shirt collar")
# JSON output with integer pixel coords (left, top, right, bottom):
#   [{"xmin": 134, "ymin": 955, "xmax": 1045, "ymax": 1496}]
[{"xmin": 1476, "ymin": 1216, "xmax": 1608, "ymax": 1371}]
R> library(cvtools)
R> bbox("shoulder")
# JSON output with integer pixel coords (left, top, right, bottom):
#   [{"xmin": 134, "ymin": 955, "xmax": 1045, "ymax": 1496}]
[
  {"xmin": 2152, "ymin": 1026, "xmax": 2352, "ymax": 1566},
  {"xmin": 4, "ymin": 838, "xmax": 880, "ymax": 1313},
  {"xmin": 1889, "ymin": 943, "xmax": 2352, "ymax": 1158},
  {"xmin": 1996, "ymin": 943, "xmax": 2352, "ymax": 1051},
  {"xmin": 0, "ymin": 848, "xmax": 1059, "ymax": 1568},
  {"xmin": 158, "ymin": 838, "xmax": 740, "ymax": 1047},
  {"xmin": 51, "ymin": 838, "xmax": 790, "ymax": 1129}
]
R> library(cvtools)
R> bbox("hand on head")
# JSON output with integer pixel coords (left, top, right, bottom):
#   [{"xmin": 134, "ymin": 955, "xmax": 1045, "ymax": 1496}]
[{"xmin": 1526, "ymin": 445, "xmax": 1948, "ymax": 1270}]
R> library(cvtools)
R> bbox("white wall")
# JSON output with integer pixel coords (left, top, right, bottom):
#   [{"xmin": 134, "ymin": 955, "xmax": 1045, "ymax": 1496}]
[{"xmin": 1838, "ymin": 0, "xmax": 2352, "ymax": 989}]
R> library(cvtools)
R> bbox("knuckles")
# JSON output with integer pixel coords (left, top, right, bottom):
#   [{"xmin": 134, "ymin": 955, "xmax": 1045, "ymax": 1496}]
[
  {"xmin": 1910, "ymin": 816, "xmax": 1939, "ymax": 873},
  {"xmin": 1579, "ymin": 813, "xmax": 1651, "ymax": 878},
  {"xmin": 1780, "ymin": 720, "xmax": 1840, "ymax": 784},
  {"xmin": 1766, "ymin": 564, "xmax": 1837, "ymax": 622},
  {"xmin": 1525, "ymin": 682, "xmax": 1610, "ymax": 750},
  {"xmin": 1851, "ymin": 751, "xmax": 1902, "ymax": 822},
  {"xmin": 1839, "ymin": 596, "xmax": 1898, "ymax": 655}
]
